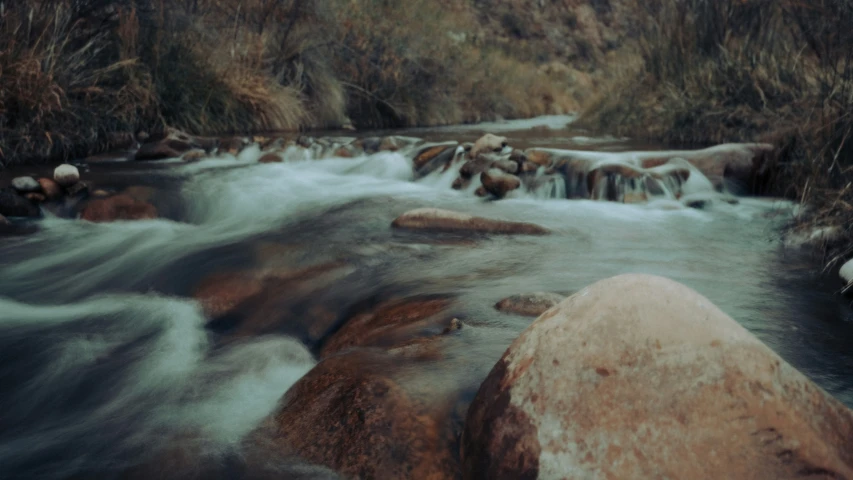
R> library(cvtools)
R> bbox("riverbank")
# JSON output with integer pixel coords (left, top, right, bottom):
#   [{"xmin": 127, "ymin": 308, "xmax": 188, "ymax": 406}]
[
  {"xmin": 0, "ymin": 0, "xmax": 601, "ymax": 167},
  {"xmin": 578, "ymin": 0, "xmax": 853, "ymax": 266}
]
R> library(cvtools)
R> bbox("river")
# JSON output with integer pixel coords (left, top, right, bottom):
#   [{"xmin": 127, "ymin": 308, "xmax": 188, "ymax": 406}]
[{"xmin": 1, "ymin": 116, "xmax": 852, "ymax": 479}]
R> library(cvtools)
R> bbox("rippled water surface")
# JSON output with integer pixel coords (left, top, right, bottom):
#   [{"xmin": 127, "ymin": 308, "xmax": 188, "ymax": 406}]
[{"xmin": 1, "ymin": 117, "xmax": 852, "ymax": 479}]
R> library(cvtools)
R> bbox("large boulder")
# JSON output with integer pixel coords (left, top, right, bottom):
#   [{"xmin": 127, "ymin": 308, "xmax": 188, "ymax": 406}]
[
  {"xmin": 251, "ymin": 351, "xmax": 459, "ymax": 479},
  {"xmin": 463, "ymin": 274, "xmax": 853, "ymax": 479},
  {"xmin": 80, "ymin": 194, "xmax": 158, "ymax": 222},
  {"xmin": 470, "ymin": 134, "xmax": 508, "ymax": 158},
  {"xmin": 392, "ymin": 208, "xmax": 549, "ymax": 235},
  {"xmin": 480, "ymin": 169, "xmax": 521, "ymax": 199}
]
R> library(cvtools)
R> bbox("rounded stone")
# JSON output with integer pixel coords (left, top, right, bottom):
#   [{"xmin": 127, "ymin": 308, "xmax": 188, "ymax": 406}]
[
  {"xmin": 53, "ymin": 164, "xmax": 80, "ymax": 187},
  {"xmin": 11, "ymin": 176, "xmax": 40, "ymax": 193}
]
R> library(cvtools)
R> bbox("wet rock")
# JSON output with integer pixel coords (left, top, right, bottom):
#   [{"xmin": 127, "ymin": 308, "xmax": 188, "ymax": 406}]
[
  {"xmin": 0, "ymin": 188, "xmax": 40, "ymax": 217},
  {"xmin": 414, "ymin": 144, "xmax": 458, "ymax": 176},
  {"xmin": 197, "ymin": 262, "xmax": 357, "ymax": 343},
  {"xmin": 524, "ymin": 149, "xmax": 553, "ymax": 168},
  {"xmin": 480, "ymin": 169, "xmax": 521, "ymax": 199},
  {"xmin": 640, "ymin": 143, "xmax": 773, "ymax": 192},
  {"xmin": 463, "ymin": 274, "xmax": 853, "ymax": 479},
  {"xmin": 24, "ymin": 193, "xmax": 45, "ymax": 203},
  {"xmin": 392, "ymin": 208, "xmax": 549, "ymax": 235},
  {"xmin": 0, "ymin": 214, "xmax": 8, "ymax": 225},
  {"xmin": 91, "ymin": 189, "xmax": 111, "ymax": 198},
  {"xmin": 321, "ymin": 296, "xmax": 453, "ymax": 357},
  {"xmin": 53, "ymin": 164, "xmax": 80, "ymax": 187},
  {"xmin": 65, "ymin": 181, "xmax": 89, "ymax": 197},
  {"xmin": 81, "ymin": 194, "xmax": 158, "ymax": 222},
  {"xmin": 356, "ymin": 137, "xmax": 381, "ymax": 153},
  {"xmin": 494, "ymin": 292, "xmax": 564, "ymax": 317},
  {"xmin": 181, "ymin": 149, "xmax": 206, "ymax": 162},
  {"xmin": 11, "ymin": 176, "xmax": 40, "ymax": 193},
  {"xmin": 135, "ymin": 139, "xmax": 190, "ymax": 160},
  {"xmin": 220, "ymin": 137, "xmax": 250, "ymax": 155},
  {"xmin": 192, "ymin": 272, "xmax": 268, "ymax": 319},
  {"xmin": 252, "ymin": 351, "xmax": 459, "ymax": 479},
  {"xmin": 841, "ymin": 259, "xmax": 853, "ymax": 286},
  {"xmin": 379, "ymin": 136, "xmax": 400, "ymax": 152},
  {"xmin": 460, "ymin": 159, "xmax": 490, "ymax": 179},
  {"xmin": 38, "ymin": 178, "xmax": 62, "ymax": 200},
  {"xmin": 491, "ymin": 159, "xmax": 519, "ymax": 175},
  {"xmin": 474, "ymin": 186, "xmax": 488, "ymax": 197},
  {"xmin": 451, "ymin": 177, "xmax": 468, "ymax": 190},
  {"xmin": 333, "ymin": 145, "xmax": 355, "ymax": 158},
  {"xmin": 470, "ymin": 133, "xmax": 508, "ymax": 158},
  {"xmin": 258, "ymin": 153, "xmax": 283, "ymax": 164}
]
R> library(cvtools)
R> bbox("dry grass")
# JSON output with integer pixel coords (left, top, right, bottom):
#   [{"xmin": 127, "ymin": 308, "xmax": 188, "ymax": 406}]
[
  {"xmin": 0, "ymin": 0, "xmax": 573, "ymax": 166},
  {"xmin": 579, "ymin": 0, "xmax": 853, "ymax": 262}
]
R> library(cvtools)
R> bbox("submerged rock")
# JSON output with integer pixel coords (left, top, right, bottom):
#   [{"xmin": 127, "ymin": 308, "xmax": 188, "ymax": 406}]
[
  {"xmin": 81, "ymin": 194, "xmax": 158, "ymax": 222},
  {"xmin": 494, "ymin": 292, "xmax": 565, "ymax": 317},
  {"xmin": 392, "ymin": 208, "xmax": 549, "ymax": 235},
  {"xmin": 53, "ymin": 164, "xmax": 80, "ymax": 187},
  {"xmin": 258, "ymin": 153, "xmax": 283, "ymax": 164},
  {"xmin": 320, "ymin": 296, "xmax": 453, "ymax": 357},
  {"xmin": 470, "ymin": 134, "xmax": 508, "ymax": 158},
  {"xmin": 251, "ymin": 351, "xmax": 459, "ymax": 480},
  {"xmin": 463, "ymin": 274, "xmax": 853, "ymax": 479},
  {"xmin": 11, "ymin": 177, "xmax": 40, "ymax": 193},
  {"xmin": 0, "ymin": 188, "xmax": 40, "ymax": 218},
  {"xmin": 480, "ymin": 169, "xmax": 521, "ymax": 199}
]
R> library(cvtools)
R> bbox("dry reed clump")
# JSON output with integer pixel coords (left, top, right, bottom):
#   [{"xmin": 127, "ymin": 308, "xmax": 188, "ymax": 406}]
[
  {"xmin": 0, "ymin": 0, "xmax": 572, "ymax": 166},
  {"xmin": 579, "ymin": 0, "xmax": 853, "ymax": 262}
]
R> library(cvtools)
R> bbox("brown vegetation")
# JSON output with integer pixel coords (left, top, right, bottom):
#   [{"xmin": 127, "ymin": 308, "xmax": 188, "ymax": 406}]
[
  {"xmin": 580, "ymin": 0, "xmax": 853, "ymax": 261},
  {"xmin": 0, "ymin": 0, "xmax": 576, "ymax": 166}
]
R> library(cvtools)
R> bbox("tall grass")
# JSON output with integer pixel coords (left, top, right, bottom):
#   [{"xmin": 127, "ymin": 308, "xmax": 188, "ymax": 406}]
[
  {"xmin": 0, "ymin": 0, "xmax": 573, "ymax": 166},
  {"xmin": 580, "ymin": 0, "xmax": 853, "ymax": 259}
]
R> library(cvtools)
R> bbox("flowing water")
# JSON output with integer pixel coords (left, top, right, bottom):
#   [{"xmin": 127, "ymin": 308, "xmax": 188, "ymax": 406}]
[{"xmin": 1, "ymin": 116, "xmax": 852, "ymax": 479}]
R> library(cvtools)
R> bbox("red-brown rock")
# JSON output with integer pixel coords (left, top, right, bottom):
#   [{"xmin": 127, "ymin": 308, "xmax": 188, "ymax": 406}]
[
  {"xmin": 392, "ymin": 208, "xmax": 549, "ymax": 235},
  {"xmin": 463, "ymin": 274, "xmax": 853, "ymax": 479},
  {"xmin": 321, "ymin": 296, "xmax": 453, "ymax": 357},
  {"xmin": 37, "ymin": 178, "xmax": 62, "ymax": 200},
  {"xmin": 81, "ymin": 194, "xmax": 158, "ymax": 222},
  {"xmin": 252, "ymin": 351, "xmax": 459, "ymax": 480}
]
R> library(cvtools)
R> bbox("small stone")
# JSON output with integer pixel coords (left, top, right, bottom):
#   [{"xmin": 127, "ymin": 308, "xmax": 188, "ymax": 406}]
[
  {"xmin": 379, "ymin": 136, "xmax": 400, "ymax": 151},
  {"xmin": 471, "ymin": 134, "xmax": 508, "ymax": 158},
  {"xmin": 442, "ymin": 318, "xmax": 463, "ymax": 334},
  {"xmin": 491, "ymin": 159, "xmax": 519, "ymax": 174},
  {"xmin": 53, "ymin": 164, "xmax": 80, "ymax": 187},
  {"xmin": 24, "ymin": 193, "xmax": 46, "ymax": 203},
  {"xmin": 475, "ymin": 186, "xmax": 488, "ymax": 197},
  {"xmin": 38, "ymin": 178, "xmax": 62, "ymax": 199},
  {"xmin": 11, "ymin": 176, "xmax": 40, "ymax": 193},
  {"xmin": 841, "ymin": 259, "xmax": 853, "ymax": 285}
]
